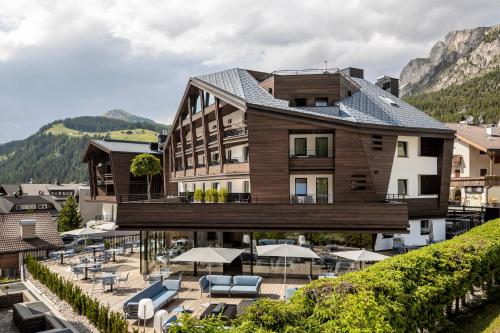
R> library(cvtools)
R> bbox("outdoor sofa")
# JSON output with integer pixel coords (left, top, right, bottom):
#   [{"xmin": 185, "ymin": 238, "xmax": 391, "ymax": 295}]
[
  {"xmin": 123, "ymin": 280, "xmax": 180, "ymax": 319},
  {"xmin": 199, "ymin": 275, "xmax": 262, "ymax": 297}
]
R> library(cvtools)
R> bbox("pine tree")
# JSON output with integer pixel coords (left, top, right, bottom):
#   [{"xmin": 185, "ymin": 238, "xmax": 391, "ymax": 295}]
[{"xmin": 57, "ymin": 196, "xmax": 82, "ymax": 232}]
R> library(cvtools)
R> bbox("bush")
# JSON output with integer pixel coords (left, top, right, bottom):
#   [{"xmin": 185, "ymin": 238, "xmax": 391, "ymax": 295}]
[
  {"xmin": 194, "ymin": 189, "xmax": 205, "ymax": 202},
  {"xmin": 218, "ymin": 188, "xmax": 229, "ymax": 203},
  {"xmin": 25, "ymin": 257, "xmax": 128, "ymax": 333},
  {"xmin": 234, "ymin": 219, "xmax": 500, "ymax": 332},
  {"xmin": 205, "ymin": 189, "xmax": 219, "ymax": 203}
]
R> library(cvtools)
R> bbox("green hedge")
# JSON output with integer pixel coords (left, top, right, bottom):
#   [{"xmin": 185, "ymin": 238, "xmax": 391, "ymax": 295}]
[
  {"xmin": 233, "ymin": 218, "xmax": 500, "ymax": 332},
  {"xmin": 25, "ymin": 257, "xmax": 128, "ymax": 333}
]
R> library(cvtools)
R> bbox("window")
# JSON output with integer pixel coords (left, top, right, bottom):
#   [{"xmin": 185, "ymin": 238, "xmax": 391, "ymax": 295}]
[
  {"xmin": 397, "ymin": 141, "xmax": 408, "ymax": 157},
  {"xmin": 295, "ymin": 178, "xmax": 307, "ymax": 196},
  {"xmin": 204, "ymin": 91, "xmax": 215, "ymax": 107},
  {"xmin": 316, "ymin": 178, "xmax": 328, "ymax": 203},
  {"xmin": 294, "ymin": 138, "xmax": 307, "ymax": 156},
  {"xmin": 37, "ymin": 204, "xmax": 48, "ymax": 209},
  {"xmin": 227, "ymin": 181, "xmax": 232, "ymax": 193},
  {"xmin": 295, "ymin": 98, "xmax": 307, "ymax": 107},
  {"xmin": 227, "ymin": 118, "xmax": 232, "ymax": 124},
  {"xmin": 191, "ymin": 94, "xmax": 202, "ymax": 114},
  {"xmin": 212, "ymin": 124, "xmax": 217, "ymax": 130},
  {"xmin": 315, "ymin": 97, "xmax": 328, "ymax": 107},
  {"xmin": 420, "ymin": 220, "xmax": 430, "ymax": 235},
  {"xmin": 397, "ymin": 179, "xmax": 408, "ymax": 196},
  {"xmin": 192, "ymin": 183, "xmax": 196, "ymax": 191},
  {"xmin": 316, "ymin": 137, "xmax": 328, "ymax": 157},
  {"xmin": 268, "ymin": 88, "xmax": 273, "ymax": 94},
  {"xmin": 382, "ymin": 233, "xmax": 393, "ymax": 239},
  {"xmin": 202, "ymin": 183, "xmax": 206, "ymax": 192},
  {"xmin": 243, "ymin": 181, "xmax": 250, "ymax": 193},
  {"xmin": 480, "ymin": 168, "xmax": 487, "ymax": 176},
  {"xmin": 479, "ymin": 151, "xmax": 486, "ymax": 155},
  {"xmin": 454, "ymin": 170, "xmax": 460, "ymax": 178},
  {"xmin": 227, "ymin": 150, "xmax": 232, "ymax": 160},
  {"xmin": 212, "ymin": 182, "xmax": 219, "ymax": 190},
  {"xmin": 420, "ymin": 175, "xmax": 439, "ymax": 195}
]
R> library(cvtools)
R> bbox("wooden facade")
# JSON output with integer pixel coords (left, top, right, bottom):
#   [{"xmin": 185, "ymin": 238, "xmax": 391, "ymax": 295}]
[{"xmin": 81, "ymin": 70, "xmax": 456, "ymax": 234}]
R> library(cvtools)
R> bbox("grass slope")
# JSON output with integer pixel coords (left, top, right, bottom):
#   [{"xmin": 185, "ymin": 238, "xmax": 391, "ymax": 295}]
[{"xmin": 44, "ymin": 123, "xmax": 158, "ymax": 142}]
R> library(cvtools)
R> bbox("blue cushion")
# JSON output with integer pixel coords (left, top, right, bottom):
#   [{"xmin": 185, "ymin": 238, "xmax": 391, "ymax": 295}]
[
  {"xmin": 163, "ymin": 279, "xmax": 181, "ymax": 291},
  {"xmin": 210, "ymin": 285, "xmax": 231, "ymax": 293},
  {"xmin": 233, "ymin": 275, "xmax": 261, "ymax": 286},
  {"xmin": 230, "ymin": 285, "xmax": 258, "ymax": 294},
  {"xmin": 207, "ymin": 275, "xmax": 232, "ymax": 286}
]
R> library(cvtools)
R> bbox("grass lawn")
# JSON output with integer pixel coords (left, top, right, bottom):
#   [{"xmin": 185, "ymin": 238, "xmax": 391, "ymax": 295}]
[
  {"xmin": 43, "ymin": 123, "xmax": 158, "ymax": 142},
  {"xmin": 451, "ymin": 288, "xmax": 500, "ymax": 333}
]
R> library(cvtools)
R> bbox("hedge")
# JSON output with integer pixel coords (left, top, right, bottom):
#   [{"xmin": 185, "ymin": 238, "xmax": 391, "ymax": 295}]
[
  {"xmin": 232, "ymin": 218, "xmax": 500, "ymax": 332},
  {"xmin": 25, "ymin": 256, "xmax": 128, "ymax": 333}
]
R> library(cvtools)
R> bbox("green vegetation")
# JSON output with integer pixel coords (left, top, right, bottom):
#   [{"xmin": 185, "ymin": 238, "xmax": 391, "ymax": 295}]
[
  {"xmin": 57, "ymin": 196, "xmax": 82, "ymax": 232},
  {"xmin": 26, "ymin": 256, "xmax": 128, "ymax": 333},
  {"xmin": 205, "ymin": 188, "xmax": 219, "ymax": 203},
  {"xmin": 194, "ymin": 188, "xmax": 205, "ymax": 202},
  {"xmin": 218, "ymin": 188, "xmax": 229, "ymax": 203},
  {"xmin": 0, "ymin": 112, "xmax": 171, "ymax": 184},
  {"xmin": 451, "ymin": 287, "xmax": 500, "ymax": 333},
  {"xmin": 404, "ymin": 68, "xmax": 500, "ymax": 124},
  {"xmin": 130, "ymin": 153, "xmax": 162, "ymax": 202}
]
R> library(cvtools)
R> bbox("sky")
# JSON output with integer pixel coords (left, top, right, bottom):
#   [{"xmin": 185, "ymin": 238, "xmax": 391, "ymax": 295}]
[{"xmin": 0, "ymin": 0, "xmax": 498, "ymax": 143}]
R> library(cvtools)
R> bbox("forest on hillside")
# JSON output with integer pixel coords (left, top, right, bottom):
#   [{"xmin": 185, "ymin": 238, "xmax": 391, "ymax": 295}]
[{"xmin": 404, "ymin": 68, "xmax": 500, "ymax": 124}]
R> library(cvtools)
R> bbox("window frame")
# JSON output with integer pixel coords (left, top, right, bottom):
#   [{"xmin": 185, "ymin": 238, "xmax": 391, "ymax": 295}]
[
  {"xmin": 397, "ymin": 179, "xmax": 408, "ymax": 196},
  {"xmin": 315, "ymin": 137, "xmax": 329, "ymax": 158},
  {"xmin": 397, "ymin": 141, "xmax": 408, "ymax": 157},
  {"xmin": 420, "ymin": 220, "xmax": 430, "ymax": 235},
  {"xmin": 295, "ymin": 178, "xmax": 308, "ymax": 196},
  {"xmin": 314, "ymin": 97, "xmax": 328, "ymax": 107},
  {"xmin": 294, "ymin": 138, "xmax": 307, "ymax": 157}
]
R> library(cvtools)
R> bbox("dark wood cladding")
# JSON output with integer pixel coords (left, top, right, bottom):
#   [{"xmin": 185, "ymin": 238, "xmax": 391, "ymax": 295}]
[
  {"xmin": 404, "ymin": 198, "xmax": 446, "ymax": 218},
  {"xmin": 110, "ymin": 153, "xmax": 134, "ymax": 200},
  {"xmin": 289, "ymin": 157, "xmax": 334, "ymax": 171},
  {"xmin": 116, "ymin": 202, "xmax": 409, "ymax": 232},
  {"xmin": 438, "ymin": 138, "xmax": 453, "ymax": 211}
]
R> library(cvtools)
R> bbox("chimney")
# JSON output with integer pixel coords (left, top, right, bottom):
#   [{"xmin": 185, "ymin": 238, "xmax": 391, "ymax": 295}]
[
  {"xmin": 340, "ymin": 67, "xmax": 364, "ymax": 79},
  {"xmin": 20, "ymin": 219, "xmax": 37, "ymax": 239},
  {"xmin": 157, "ymin": 130, "xmax": 168, "ymax": 147},
  {"xmin": 376, "ymin": 76, "xmax": 399, "ymax": 97},
  {"xmin": 486, "ymin": 125, "xmax": 499, "ymax": 137},
  {"xmin": 150, "ymin": 142, "xmax": 159, "ymax": 151}
]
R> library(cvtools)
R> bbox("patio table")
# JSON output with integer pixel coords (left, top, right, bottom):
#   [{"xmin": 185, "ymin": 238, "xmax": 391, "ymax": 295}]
[
  {"xmin": 101, "ymin": 272, "xmax": 117, "ymax": 292},
  {"xmin": 74, "ymin": 263, "xmax": 93, "ymax": 280},
  {"xmin": 106, "ymin": 248, "xmax": 121, "ymax": 262},
  {"xmin": 86, "ymin": 245, "xmax": 104, "ymax": 262},
  {"xmin": 148, "ymin": 270, "xmax": 172, "ymax": 282},
  {"xmin": 199, "ymin": 304, "xmax": 237, "ymax": 323},
  {"xmin": 51, "ymin": 250, "xmax": 66, "ymax": 265}
]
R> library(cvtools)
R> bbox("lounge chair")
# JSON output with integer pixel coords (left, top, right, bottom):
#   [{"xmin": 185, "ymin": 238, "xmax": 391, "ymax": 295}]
[{"xmin": 123, "ymin": 280, "xmax": 180, "ymax": 319}]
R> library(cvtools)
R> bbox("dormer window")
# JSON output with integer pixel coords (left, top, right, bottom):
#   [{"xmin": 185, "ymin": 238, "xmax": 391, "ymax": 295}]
[
  {"xmin": 295, "ymin": 98, "xmax": 307, "ymax": 107},
  {"xmin": 315, "ymin": 97, "xmax": 328, "ymax": 107},
  {"xmin": 268, "ymin": 88, "xmax": 273, "ymax": 94}
]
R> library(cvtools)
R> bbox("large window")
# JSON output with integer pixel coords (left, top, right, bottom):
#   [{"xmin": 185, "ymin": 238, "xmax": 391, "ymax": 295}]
[
  {"xmin": 420, "ymin": 175, "xmax": 439, "ymax": 195},
  {"xmin": 315, "ymin": 97, "xmax": 328, "ymax": 107},
  {"xmin": 295, "ymin": 98, "xmax": 307, "ymax": 107},
  {"xmin": 316, "ymin": 178, "xmax": 328, "ymax": 203},
  {"xmin": 243, "ymin": 181, "xmax": 250, "ymax": 193},
  {"xmin": 294, "ymin": 138, "xmax": 307, "ymax": 156},
  {"xmin": 204, "ymin": 91, "xmax": 215, "ymax": 107},
  {"xmin": 227, "ymin": 181, "xmax": 232, "ymax": 193},
  {"xmin": 397, "ymin": 179, "xmax": 408, "ymax": 196},
  {"xmin": 316, "ymin": 137, "xmax": 329, "ymax": 157},
  {"xmin": 397, "ymin": 141, "xmax": 408, "ymax": 157},
  {"xmin": 295, "ymin": 178, "xmax": 308, "ymax": 196}
]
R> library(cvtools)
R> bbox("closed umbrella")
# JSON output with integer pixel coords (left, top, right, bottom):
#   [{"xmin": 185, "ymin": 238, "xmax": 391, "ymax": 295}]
[
  {"xmin": 170, "ymin": 247, "xmax": 244, "ymax": 304},
  {"xmin": 256, "ymin": 244, "xmax": 319, "ymax": 299}
]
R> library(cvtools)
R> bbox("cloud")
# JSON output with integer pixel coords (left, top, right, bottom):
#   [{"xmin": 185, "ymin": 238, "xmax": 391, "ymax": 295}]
[{"xmin": 0, "ymin": 0, "xmax": 498, "ymax": 142}]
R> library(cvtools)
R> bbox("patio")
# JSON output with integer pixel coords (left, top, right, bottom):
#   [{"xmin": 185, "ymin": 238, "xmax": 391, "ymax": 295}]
[{"xmin": 41, "ymin": 251, "xmax": 309, "ymax": 332}]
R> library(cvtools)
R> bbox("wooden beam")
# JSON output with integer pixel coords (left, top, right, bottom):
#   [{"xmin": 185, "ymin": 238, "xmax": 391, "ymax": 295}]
[
  {"xmin": 215, "ymin": 98, "xmax": 225, "ymax": 173},
  {"xmin": 188, "ymin": 96, "xmax": 196, "ymax": 176},
  {"xmin": 179, "ymin": 118, "xmax": 187, "ymax": 177},
  {"xmin": 170, "ymin": 130, "xmax": 177, "ymax": 178},
  {"xmin": 201, "ymin": 93, "xmax": 210, "ymax": 174}
]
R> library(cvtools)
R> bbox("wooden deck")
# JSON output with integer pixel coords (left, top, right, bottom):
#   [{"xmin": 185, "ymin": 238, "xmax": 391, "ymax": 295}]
[{"xmin": 42, "ymin": 252, "xmax": 309, "ymax": 332}]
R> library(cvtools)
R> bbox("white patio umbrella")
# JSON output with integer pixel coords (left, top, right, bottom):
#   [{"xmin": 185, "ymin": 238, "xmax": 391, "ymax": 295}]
[
  {"xmin": 330, "ymin": 250, "xmax": 389, "ymax": 269},
  {"xmin": 256, "ymin": 244, "xmax": 319, "ymax": 299},
  {"xmin": 61, "ymin": 226, "xmax": 107, "ymax": 247},
  {"xmin": 170, "ymin": 247, "xmax": 244, "ymax": 304},
  {"xmin": 92, "ymin": 222, "xmax": 118, "ymax": 247}
]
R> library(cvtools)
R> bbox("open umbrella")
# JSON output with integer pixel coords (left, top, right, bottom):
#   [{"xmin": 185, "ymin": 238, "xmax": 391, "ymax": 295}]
[
  {"xmin": 331, "ymin": 250, "xmax": 389, "ymax": 269},
  {"xmin": 61, "ymin": 226, "xmax": 107, "ymax": 247},
  {"xmin": 170, "ymin": 247, "xmax": 244, "ymax": 304},
  {"xmin": 256, "ymin": 244, "xmax": 319, "ymax": 299}
]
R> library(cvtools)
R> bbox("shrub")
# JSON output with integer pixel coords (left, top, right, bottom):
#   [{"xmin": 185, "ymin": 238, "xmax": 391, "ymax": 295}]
[
  {"xmin": 205, "ymin": 189, "xmax": 219, "ymax": 203},
  {"xmin": 194, "ymin": 189, "xmax": 205, "ymax": 202},
  {"xmin": 218, "ymin": 188, "xmax": 229, "ymax": 203},
  {"xmin": 234, "ymin": 219, "xmax": 500, "ymax": 332},
  {"xmin": 25, "ymin": 257, "xmax": 128, "ymax": 333}
]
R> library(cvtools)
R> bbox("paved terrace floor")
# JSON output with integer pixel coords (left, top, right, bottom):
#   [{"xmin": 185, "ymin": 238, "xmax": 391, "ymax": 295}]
[{"xmin": 42, "ymin": 252, "xmax": 309, "ymax": 332}]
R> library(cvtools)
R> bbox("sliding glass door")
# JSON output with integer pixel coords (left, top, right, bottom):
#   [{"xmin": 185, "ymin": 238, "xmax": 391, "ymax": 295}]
[{"xmin": 316, "ymin": 178, "xmax": 328, "ymax": 203}]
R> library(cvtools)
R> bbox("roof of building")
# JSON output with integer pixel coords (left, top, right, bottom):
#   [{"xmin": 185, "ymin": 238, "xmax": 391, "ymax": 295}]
[
  {"xmin": 0, "ymin": 212, "xmax": 64, "ymax": 254},
  {"xmin": 446, "ymin": 123, "xmax": 500, "ymax": 151},
  {"xmin": 194, "ymin": 68, "xmax": 451, "ymax": 132},
  {"xmin": 90, "ymin": 139, "xmax": 163, "ymax": 155},
  {"xmin": 0, "ymin": 184, "xmax": 19, "ymax": 196},
  {"xmin": 1, "ymin": 195, "xmax": 53, "ymax": 206}
]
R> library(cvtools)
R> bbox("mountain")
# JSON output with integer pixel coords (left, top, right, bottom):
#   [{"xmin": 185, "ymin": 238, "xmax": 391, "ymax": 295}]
[
  {"xmin": 400, "ymin": 25, "xmax": 500, "ymax": 97},
  {"xmin": 102, "ymin": 109, "xmax": 157, "ymax": 125},
  {"xmin": 0, "ymin": 112, "xmax": 170, "ymax": 184}
]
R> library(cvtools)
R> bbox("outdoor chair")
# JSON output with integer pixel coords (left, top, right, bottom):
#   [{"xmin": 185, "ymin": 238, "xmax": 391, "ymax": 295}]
[
  {"xmin": 101, "ymin": 276, "xmax": 115, "ymax": 292},
  {"xmin": 116, "ymin": 272, "xmax": 130, "ymax": 289},
  {"xmin": 71, "ymin": 265, "xmax": 84, "ymax": 280}
]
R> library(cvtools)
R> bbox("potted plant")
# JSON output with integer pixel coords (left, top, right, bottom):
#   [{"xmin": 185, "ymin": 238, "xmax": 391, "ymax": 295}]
[
  {"xmin": 194, "ymin": 189, "xmax": 205, "ymax": 203},
  {"xmin": 205, "ymin": 189, "xmax": 219, "ymax": 203},
  {"xmin": 218, "ymin": 188, "xmax": 229, "ymax": 203}
]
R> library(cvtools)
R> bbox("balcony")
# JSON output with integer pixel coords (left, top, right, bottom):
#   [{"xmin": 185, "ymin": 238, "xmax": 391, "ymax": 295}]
[
  {"xmin": 289, "ymin": 150, "xmax": 334, "ymax": 170},
  {"xmin": 223, "ymin": 126, "xmax": 247, "ymax": 138},
  {"xmin": 289, "ymin": 194, "xmax": 334, "ymax": 204},
  {"xmin": 450, "ymin": 176, "xmax": 500, "ymax": 187}
]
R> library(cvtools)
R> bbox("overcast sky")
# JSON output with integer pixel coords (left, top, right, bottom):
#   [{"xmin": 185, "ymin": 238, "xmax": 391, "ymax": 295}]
[{"xmin": 0, "ymin": 0, "xmax": 498, "ymax": 143}]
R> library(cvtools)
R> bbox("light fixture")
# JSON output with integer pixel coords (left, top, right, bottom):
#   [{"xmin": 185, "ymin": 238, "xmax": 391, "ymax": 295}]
[
  {"xmin": 242, "ymin": 234, "xmax": 251, "ymax": 244},
  {"xmin": 298, "ymin": 235, "xmax": 306, "ymax": 245},
  {"xmin": 138, "ymin": 298, "xmax": 154, "ymax": 332}
]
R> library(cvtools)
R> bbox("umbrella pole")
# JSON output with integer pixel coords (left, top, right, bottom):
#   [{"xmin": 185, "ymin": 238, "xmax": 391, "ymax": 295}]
[
  {"xmin": 284, "ymin": 256, "xmax": 287, "ymax": 300},
  {"xmin": 209, "ymin": 262, "xmax": 212, "ymax": 305}
]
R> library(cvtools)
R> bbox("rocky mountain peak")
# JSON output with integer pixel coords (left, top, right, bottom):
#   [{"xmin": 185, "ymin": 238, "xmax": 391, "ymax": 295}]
[{"xmin": 400, "ymin": 25, "xmax": 500, "ymax": 96}]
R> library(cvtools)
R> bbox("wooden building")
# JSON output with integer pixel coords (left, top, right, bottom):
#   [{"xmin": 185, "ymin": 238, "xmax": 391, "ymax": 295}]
[{"xmin": 83, "ymin": 67, "xmax": 455, "ymax": 273}]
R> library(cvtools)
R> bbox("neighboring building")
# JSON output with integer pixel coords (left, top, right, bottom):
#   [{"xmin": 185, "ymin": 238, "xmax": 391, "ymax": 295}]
[
  {"xmin": 81, "ymin": 139, "xmax": 164, "ymax": 224},
  {"xmin": 75, "ymin": 185, "xmax": 103, "ymax": 224},
  {"xmin": 0, "ymin": 195, "xmax": 58, "ymax": 216},
  {"xmin": 83, "ymin": 67, "xmax": 455, "ymax": 273},
  {"xmin": 0, "ymin": 212, "xmax": 64, "ymax": 279},
  {"xmin": 447, "ymin": 123, "xmax": 500, "ymax": 206}
]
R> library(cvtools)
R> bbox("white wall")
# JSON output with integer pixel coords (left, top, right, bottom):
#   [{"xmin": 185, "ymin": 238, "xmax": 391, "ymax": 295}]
[
  {"xmin": 177, "ymin": 178, "xmax": 250, "ymax": 193},
  {"xmin": 101, "ymin": 203, "xmax": 117, "ymax": 222},
  {"xmin": 225, "ymin": 144, "xmax": 248, "ymax": 161},
  {"xmin": 375, "ymin": 218, "xmax": 446, "ymax": 251},
  {"xmin": 289, "ymin": 174, "xmax": 334, "ymax": 203},
  {"xmin": 388, "ymin": 136, "xmax": 438, "ymax": 198},
  {"xmin": 452, "ymin": 139, "xmax": 470, "ymax": 177},
  {"xmin": 452, "ymin": 138, "xmax": 500, "ymax": 177},
  {"xmin": 487, "ymin": 186, "xmax": 500, "ymax": 205},
  {"xmin": 289, "ymin": 134, "xmax": 334, "ymax": 157}
]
